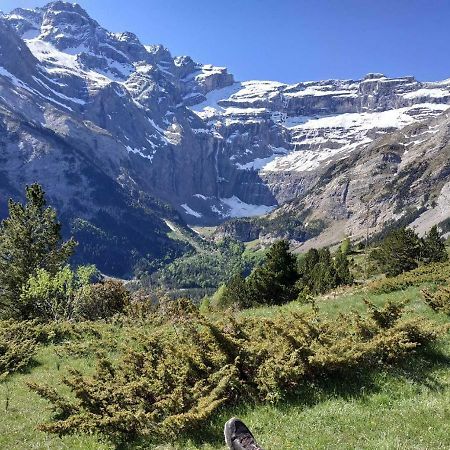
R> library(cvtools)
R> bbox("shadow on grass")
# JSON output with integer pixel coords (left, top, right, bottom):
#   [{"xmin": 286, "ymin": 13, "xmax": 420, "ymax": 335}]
[
  {"xmin": 22, "ymin": 356, "xmax": 44, "ymax": 374},
  {"xmin": 122, "ymin": 344, "xmax": 450, "ymax": 450},
  {"xmin": 390, "ymin": 345, "xmax": 450, "ymax": 392}
]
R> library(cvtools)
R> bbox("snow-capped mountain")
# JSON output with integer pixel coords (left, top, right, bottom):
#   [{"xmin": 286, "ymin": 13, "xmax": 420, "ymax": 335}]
[
  {"xmin": 215, "ymin": 109, "xmax": 450, "ymax": 246},
  {"xmin": 191, "ymin": 75, "xmax": 450, "ymax": 200},
  {"xmin": 1, "ymin": 1, "xmax": 450, "ymax": 273}
]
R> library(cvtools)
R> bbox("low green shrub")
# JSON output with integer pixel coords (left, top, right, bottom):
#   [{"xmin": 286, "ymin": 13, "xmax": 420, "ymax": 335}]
[
  {"xmin": 0, "ymin": 320, "xmax": 39, "ymax": 377},
  {"xmin": 76, "ymin": 279, "xmax": 130, "ymax": 321},
  {"xmin": 367, "ymin": 262, "xmax": 450, "ymax": 294},
  {"xmin": 29, "ymin": 300, "xmax": 448, "ymax": 445},
  {"xmin": 0, "ymin": 319, "xmax": 116, "ymax": 378},
  {"xmin": 422, "ymin": 286, "xmax": 450, "ymax": 315}
]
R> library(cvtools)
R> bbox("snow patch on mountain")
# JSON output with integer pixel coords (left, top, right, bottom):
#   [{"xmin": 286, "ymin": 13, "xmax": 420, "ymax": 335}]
[
  {"xmin": 219, "ymin": 196, "xmax": 276, "ymax": 218},
  {"xmin": 189, "ymin": 73, "xmax": 450, "ymax": 179},
  {"xmin": 403, "ymin": 88, "xmax": 450, "ymax": 99},
  {"xmin": 263, "ymin": 104, "xmax": 450, "ymax": 172},
  {"xmin": 181, "ymin": 203, "xmax": 203, "ymax": 218}
]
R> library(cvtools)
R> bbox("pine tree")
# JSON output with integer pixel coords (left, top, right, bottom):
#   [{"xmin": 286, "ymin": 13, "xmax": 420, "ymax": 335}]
[
  {"xmin": 298, "ymin": 247, "xmax": 341, "ymax": 294},
  {"xmin": 371, "ymin": 227, "xmax": 421, "ymax": 277},
  {"xmin": 298, "ymin": 248, "xmax": 320, "ymax": 278},
  {"xmin": 334, "ymin": 248, "xmax": 354, "ymax": 286},
  {"xmin": 247, "ymin": 240, "xmax": 298, "ymax": 306},
  {"xmin": 310, "ymin": 248, "xmax": 338, "ymax": 293},
  {"xmin": 0, "ymin": 184, "xmax": 77, "ymax": 319},
  {"xmin": 211, "ymin": 275, "xmax": 252, "ymax": 310},
  {"xmin": 422, "ymin": 225, "xmax": 448, "ymax": 263}
]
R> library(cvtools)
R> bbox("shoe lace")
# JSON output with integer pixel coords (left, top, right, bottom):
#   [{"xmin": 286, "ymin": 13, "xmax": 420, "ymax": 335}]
[{"xmin": 236, "ymin": 433, "xmax": 262, "ymax": 450}]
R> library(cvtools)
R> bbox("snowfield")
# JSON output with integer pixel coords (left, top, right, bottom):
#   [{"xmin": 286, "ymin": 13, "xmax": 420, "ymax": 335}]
[{"xmin": 189, "ymin": 77, "xmax": 450, "ymax": 175}]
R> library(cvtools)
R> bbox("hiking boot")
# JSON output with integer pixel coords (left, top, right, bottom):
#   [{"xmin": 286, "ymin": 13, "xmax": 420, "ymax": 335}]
[{"xmin": 224, "ymin": 417, "xmax": 264, "ymax": 450}]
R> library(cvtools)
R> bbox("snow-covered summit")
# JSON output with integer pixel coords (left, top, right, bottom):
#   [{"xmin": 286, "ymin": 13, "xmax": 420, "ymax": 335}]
[
  {"xmin": 1, "ymin": 1, "xmax": 450, "ymax": 230},
  {"xmin": 5, "ymin": 2, "xmax": 232, "ymax": 91}
]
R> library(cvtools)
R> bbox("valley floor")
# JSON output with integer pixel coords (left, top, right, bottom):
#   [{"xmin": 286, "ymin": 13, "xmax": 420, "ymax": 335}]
[{"xmin": 1, "ymin": 286, "xmax": 449, "ymax": 450}]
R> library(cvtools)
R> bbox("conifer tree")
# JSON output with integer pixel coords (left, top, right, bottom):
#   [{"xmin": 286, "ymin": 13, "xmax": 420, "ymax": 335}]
[
  {"xmin": 334, "ymin": 248, "xmax": 354, "ymax": 286},
  {"xmin": 310, "ymin": 248, "xmax": 338, "ymax": 293},
  {"xmin": 298, "ymin": 246, "xmax": 353, "ymax": 294},
  {"xmin": 214, "ymin": 274, "xmax": 252, "ymax": 309},
  {"xmin": 371, "ymin": 227, "xmax": 421, "ymax": 277},
  {"xmin": 422, "ymin": 225, "xmax": 448, "ymax": 263},
  {"xmin": 0, "ymin": 184, "xmax": 77, "ymax": 318},
  {"xmin": 247, "ymin": 240, "xmax": 298, "ymax": 305},
  {"xmin": 298, "ymin": 248, "xmax": 320, "ymax": 277}
]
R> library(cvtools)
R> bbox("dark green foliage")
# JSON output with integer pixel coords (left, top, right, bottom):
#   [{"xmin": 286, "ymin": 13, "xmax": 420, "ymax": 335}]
[
  {"xmin": 310, "ymin": 248, "xmax": 338, "ymax": 293},
  {"xmin": 211, "ymin": 275, "xmax": 252, "ymax": 310},
  {"xmin": 422, "ymin": 226, "xmax": 448, "ymax": 264},
  {"xmin": 0, "ymin": 184, "xmax": 76, "ymax": 319},
  {"xmin": 370, "ymin": 228, "xmax": 422, "ymax": 277},
  {"xmin": 212, "ymin": 241, "xmax": 354, "ymax": 310},
  {"xmin": 371, "ymin": 226, "xmax": 449, "ymax": 278},
  {"xmin": 297, "ymin": 246, "xmax": 353, "ymax": 296},
  {"xmin": 76, "ymin": 280, "xmax": 130, "ymax": 321},
  {"xmin": 29, "ymin": 300, "xmax": 447, "ymax": 445},
  {"xmin": 299, "ymin": 248, "xmax": 320, "ymax": 275},
  {"xmin": 335, "ymin": 249, "xmax": 354, "ymax": 286},
  {"xmin": 246, "ymin": 240, "xmax": 299, "ymax": 306}
]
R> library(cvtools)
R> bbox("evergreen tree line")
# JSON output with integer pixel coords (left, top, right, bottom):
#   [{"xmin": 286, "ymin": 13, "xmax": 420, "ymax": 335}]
[
  {"xmin": 212, "ymin": 225, "xmax": 448, "ymax": 310},
  {"xmin": 1, "ymin": 184, "xmax": 447, "ymax": 319},
  {"xmin": 370, "ymin": 226, "xmax": 448, "ymax": 277},
  {"xmin": 212, "ymin": 240, "xmax": 353, "ymax": 309}
]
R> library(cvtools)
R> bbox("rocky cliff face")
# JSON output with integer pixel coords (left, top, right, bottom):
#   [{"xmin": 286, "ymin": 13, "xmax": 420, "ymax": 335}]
[
  {"xmin": 1, "ymin": 1, "xmax": 450, "ymax": 272},
  {"xmin": 215, "ymin": 110, "xmax": 450, "ymax": 249},
  {"xmin": 192, "ymin": 75, "xmax": 450, "ymax": 195}
]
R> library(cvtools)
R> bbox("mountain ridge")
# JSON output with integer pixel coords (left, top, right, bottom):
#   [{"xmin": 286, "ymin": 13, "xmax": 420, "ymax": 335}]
[{"xmin": 1, "ymin": 1, "xmax": 450, "ymax": 275}]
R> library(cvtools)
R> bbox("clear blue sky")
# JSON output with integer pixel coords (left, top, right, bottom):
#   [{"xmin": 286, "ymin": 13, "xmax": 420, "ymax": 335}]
[{"xmin": 2, "ymin": 0, "xmax": 450, "ymax": 83}]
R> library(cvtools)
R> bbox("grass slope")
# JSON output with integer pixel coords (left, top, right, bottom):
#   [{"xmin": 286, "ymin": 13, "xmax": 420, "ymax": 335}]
[{"xmin": 1, "ymin": 287, "xmax": 449, "ymax": 449}]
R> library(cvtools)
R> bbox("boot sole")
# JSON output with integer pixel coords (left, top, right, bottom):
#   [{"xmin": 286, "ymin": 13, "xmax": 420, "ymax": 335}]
[{"xmin": 224, "ymin": 417, "xmax": 237, "ymax": 449}]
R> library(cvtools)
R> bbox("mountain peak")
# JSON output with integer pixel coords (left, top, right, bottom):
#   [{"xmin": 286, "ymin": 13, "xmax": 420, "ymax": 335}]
[
  {"xmin": 45, "ymin": 1, "xmax": 89, "ymax": 15},
  {"xmin": 0, "ymin": 1, "xmax": 449, "ymax": 276},
  {"xmin": 363, "ymin": 73, "xmax": 386, "ymax": 80},
  {"xmin": 39, "ymin": 1, "xmax": 102, "ymax": 49}
]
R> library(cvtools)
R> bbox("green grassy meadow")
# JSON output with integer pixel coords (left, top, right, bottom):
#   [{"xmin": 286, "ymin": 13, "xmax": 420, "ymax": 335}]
[{"xmin": 1, "ymin": 284, "xmax": 449, "ymax": 450}]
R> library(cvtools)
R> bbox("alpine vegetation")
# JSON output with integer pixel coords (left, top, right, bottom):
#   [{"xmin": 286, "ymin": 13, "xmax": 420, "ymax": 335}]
[{"xmin": 0, "ymin": 2, "xmax": 450, "ymax": 450}]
